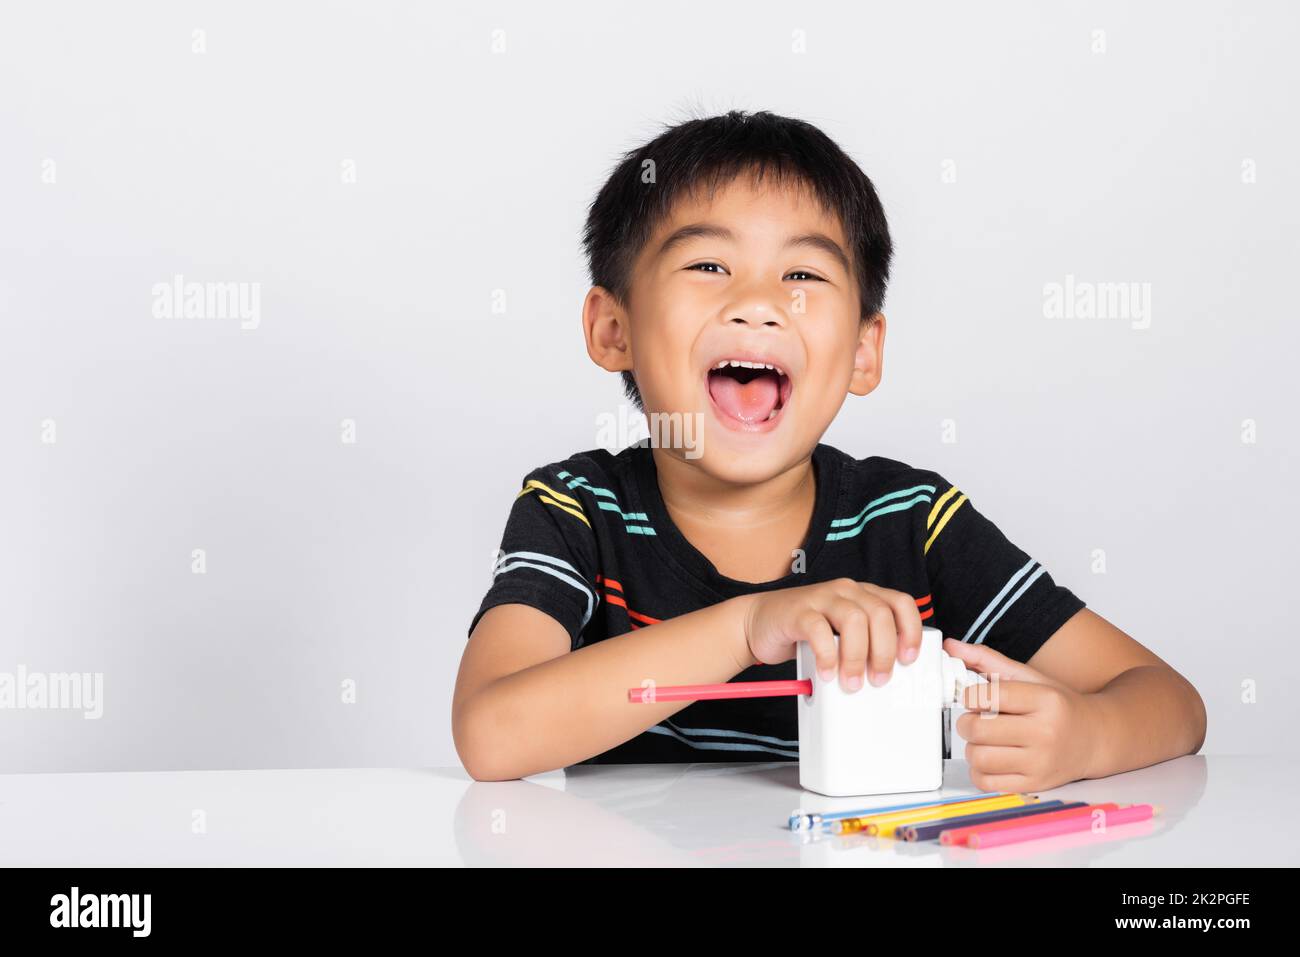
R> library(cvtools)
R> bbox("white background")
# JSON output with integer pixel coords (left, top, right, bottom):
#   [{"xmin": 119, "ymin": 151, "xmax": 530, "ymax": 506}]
[{"xmin": 1, "ymin": 1, "xmax": 1295, "ymax": 772}]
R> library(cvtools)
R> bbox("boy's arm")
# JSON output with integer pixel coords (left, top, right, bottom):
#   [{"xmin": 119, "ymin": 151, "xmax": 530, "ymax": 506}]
[
  {"xmin": 453, "ymin": 596, "xmax": 758, "ymax": 781},
  {"xmin": 922, "ymin": 470, "xmax": 1205, "ymax": 786},
  {"xmin": 948, "ymin": 608, "xmax": 1207, "ymax": 790},
  {"xmin": 1025, "ymin": 608, "xmax": 1207, "ymax": 777}
]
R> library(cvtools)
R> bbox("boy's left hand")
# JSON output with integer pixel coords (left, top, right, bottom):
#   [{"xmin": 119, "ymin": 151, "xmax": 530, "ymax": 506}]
[{"xmin": 943, "ymin": 637, "xmax": 1102, "ymax": 793}]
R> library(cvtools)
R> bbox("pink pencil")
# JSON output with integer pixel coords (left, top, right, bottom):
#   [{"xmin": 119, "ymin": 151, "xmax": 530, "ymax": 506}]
[
  {"xmin": 626, "ymin": 679, "xmax": 812, "ymax": 703},
  {"xmin": 967, "ymin": 804, "xmax": 1159, "ymax": 848}
]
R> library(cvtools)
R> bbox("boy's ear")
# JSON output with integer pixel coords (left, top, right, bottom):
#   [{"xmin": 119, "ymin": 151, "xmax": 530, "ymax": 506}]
[
  {"xmin": 582, "ymin": 286, "xmax": 634, "ymax": 373},
  {"xmin": 848, "ymin": 312, "xmax": 886, "ymax": 397}
]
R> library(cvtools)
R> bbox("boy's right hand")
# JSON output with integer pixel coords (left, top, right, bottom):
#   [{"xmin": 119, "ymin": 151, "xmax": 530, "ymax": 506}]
[{"xmin": 741, "ymin": 578, "xmax": 924, "ymax": 692}]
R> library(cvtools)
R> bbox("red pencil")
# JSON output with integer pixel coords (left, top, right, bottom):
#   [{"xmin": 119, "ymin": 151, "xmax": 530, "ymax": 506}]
[
  {"xmin": 939, "ymin": 803, "xmax": 1121, "ymax": 845},
  {"xmin": 626, "ymin": 679, "xmax": 812, "ymax": 703},
  {"xmin": 967, "ymin": 804, "xmax": 1158, "ymax": 848}
]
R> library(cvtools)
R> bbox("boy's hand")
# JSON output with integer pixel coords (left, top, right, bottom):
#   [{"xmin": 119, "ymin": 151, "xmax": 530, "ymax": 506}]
[
  {"xmin": 945, "ymin": 637, "xmax": 1102, "ymax": 792},
  {"xmin": 741, "ymin": 578, "xmax": 924, "ymax": 692}
]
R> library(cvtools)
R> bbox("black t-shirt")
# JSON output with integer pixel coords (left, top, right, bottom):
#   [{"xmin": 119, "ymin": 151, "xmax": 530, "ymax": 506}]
[{"xmin": 467, "ymin": 441, "xmax": 1085, "ymax": 765}]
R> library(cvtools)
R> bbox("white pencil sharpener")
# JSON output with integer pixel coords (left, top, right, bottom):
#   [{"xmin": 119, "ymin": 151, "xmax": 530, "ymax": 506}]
[{"xmin": 795, "ymin": 626, "xmax": 986, "ymax": 797}]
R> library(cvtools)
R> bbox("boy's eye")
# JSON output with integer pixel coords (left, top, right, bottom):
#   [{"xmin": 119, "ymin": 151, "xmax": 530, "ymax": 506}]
[{"xmin": 686, "ymin": 262, "xmax": 826, "ymax": 281}]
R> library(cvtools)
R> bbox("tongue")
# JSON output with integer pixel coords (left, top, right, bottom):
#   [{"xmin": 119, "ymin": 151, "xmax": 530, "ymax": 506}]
[{"xmin": 708, "ymin": 370, "xmax": 780, "ymax": 423}]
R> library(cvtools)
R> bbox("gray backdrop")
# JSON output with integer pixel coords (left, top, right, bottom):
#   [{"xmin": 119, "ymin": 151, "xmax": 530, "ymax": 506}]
[{"xmin": 2, "ymin": 1, "xmax": 1295, "ymax": 772}]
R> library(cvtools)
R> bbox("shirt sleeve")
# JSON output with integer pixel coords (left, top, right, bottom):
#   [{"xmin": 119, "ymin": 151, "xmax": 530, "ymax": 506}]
[
  {"xmin": 467, "ymin": 465, "xmax": 600, "ymax": 652},
  {"xmin": 920, "ymin": 472, "xmax": 1085, "ymax": 664}
]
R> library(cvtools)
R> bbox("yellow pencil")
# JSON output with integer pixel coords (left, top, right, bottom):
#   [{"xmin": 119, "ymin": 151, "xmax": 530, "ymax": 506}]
[
  {"xmin": 833, "ymin": 794, "xmax": 1033, "ymax": 836},
  {"xmin": 832, "ymin": 794, "xmax": 1026, "ymax": 836},
  {"xmin": 873, "ymin": 795, "xmax": 1033, "ymax": 837}
]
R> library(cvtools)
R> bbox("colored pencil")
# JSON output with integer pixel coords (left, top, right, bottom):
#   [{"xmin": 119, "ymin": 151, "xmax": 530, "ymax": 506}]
[
  {"xmin": 900, "ymin": 800, "xmax": 1078, "ymax": 841},
  {"xmin": 834, "ymin": 793, "xmax": 1030, "ymax": 835},
  {"xmin": 871, "ymin": 794, "xmax": 1032, "ymax": 837},
  {"xmin": 789, "ymin": 792, "xmax": 1010, "ymax": 831},
  {"xmin": 940, "ymin": 802, "xmax": 1121, "ymax": 845},
  {"xmin": 967, "ymin": 804, "xmax": 1157, "ymax": 848},
  {"xmin": 626, "ymin": 679, "xmax": 811, "ymax": 703}
]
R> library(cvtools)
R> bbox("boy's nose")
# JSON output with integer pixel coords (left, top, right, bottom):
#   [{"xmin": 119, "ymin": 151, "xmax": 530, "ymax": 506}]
[
  {"xmin": 733, "ymin": 315, "xmax": 780, "ymax": 330},
  {"xmin": 727, "ymin": 308, "xmax": 785, "ymax": 328},
  {"xmin": 720, "ymin": 271, "xmax": 793, "ymax": 327}
]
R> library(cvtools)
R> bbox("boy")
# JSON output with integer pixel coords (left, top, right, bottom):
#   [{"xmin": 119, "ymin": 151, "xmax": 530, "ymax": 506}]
[{"xmin": 453, "ymin": 110, "xmax": 1205, "ymax": 792}]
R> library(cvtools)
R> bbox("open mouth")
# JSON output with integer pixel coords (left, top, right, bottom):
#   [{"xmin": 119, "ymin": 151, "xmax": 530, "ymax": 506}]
[{"xmin": 706, "ymin": 359, "xmax": 793, "ymax": 429}]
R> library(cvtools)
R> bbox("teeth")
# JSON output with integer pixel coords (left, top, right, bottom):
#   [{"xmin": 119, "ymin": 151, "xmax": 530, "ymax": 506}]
[{"xmin": 712, "ymin": 359, "xmax": 787, "ymax": 376}]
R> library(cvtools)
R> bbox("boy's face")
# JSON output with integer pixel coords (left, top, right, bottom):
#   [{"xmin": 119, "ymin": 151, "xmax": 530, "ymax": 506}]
[{"xmin": 584, "ymin": 173, "xmax": 884, "ymax": 483}]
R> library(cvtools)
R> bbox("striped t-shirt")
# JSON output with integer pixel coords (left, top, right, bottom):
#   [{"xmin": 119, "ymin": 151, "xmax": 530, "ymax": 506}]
[{"xmin": 468, "ymin": 441, "xmax": 1085, "ymax": 764}]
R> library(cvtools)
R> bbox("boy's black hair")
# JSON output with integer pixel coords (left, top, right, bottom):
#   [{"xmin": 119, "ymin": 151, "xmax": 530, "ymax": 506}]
[{"xmin": 581, "ymin": 108, "xmax": 893, "ymax": 412}]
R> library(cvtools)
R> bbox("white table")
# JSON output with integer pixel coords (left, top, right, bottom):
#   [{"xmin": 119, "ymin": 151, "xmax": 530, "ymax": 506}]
[{"xmin": 2, "ymin": 755, "xmax": 1292, "ymax": 866}]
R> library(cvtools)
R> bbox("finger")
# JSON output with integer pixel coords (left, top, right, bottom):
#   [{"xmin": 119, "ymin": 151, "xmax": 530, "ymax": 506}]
[
  {"xmin": 822, "ymin": 598, "xmax": 870, "ymax": 691},
  {"xmin": 942, "ymin": 636, "xmax": 1047, "ymax": 685},
  {"xmin": 963, "ymin": 744, "xmax": 1028, "ymax": 776},
  {"xmin": 864, "ymin": 584, "xmax": 925, "ymax": 664},
  {"xmin": 967, "ymin": 771, "xmax": 1034, "ymax": 796},
  {"xmin": 956, "ymin": 709, "xmax": 1036, "ymax": 746},
  {"xmin": 795, "ymin": 610, "xmax": 838, "ymax": 683},
  {"xmin": 866, "ymin": 600, "xmax": 903, "ymax": 685},
  {"xmin": 961, "ymin": 678, "xmax": 1040, "ymax": 715}
]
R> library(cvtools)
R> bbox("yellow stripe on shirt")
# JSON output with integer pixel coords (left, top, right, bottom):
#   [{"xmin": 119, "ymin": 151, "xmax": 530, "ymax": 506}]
[
  {"xmin": 518, "ymin": 479, "xmax": 591, "ymax": 527},
  {"xmin": 924, "ymin": 490, "xmax": 967, "ymax": 554},
  {"xmin": 927, "ymin": 484, "xmax": 961, "ymax": 528}
]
